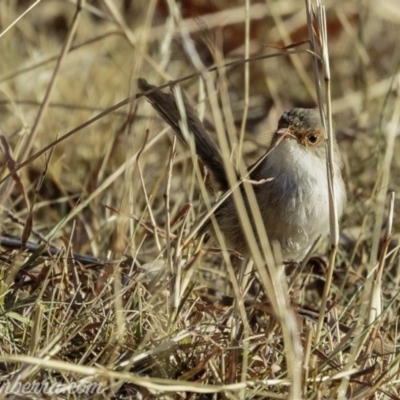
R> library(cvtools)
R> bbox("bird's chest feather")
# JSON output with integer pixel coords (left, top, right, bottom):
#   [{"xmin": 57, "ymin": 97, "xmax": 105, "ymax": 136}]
[{"xmin": 260, "ymin": 142, "xmax": 331, "ymax": 234}]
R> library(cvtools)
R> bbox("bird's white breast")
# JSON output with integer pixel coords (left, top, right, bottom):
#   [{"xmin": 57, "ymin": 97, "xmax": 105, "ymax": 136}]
[{"xmin": 258, "ymin": 139, "xmax": 345, "ymax": 260}]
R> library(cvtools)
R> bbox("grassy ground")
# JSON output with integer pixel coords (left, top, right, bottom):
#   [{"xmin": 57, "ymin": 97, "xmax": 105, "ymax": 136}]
[{"xmin": 0, "ymin": 0, "xmax": 399, "ymax": 399}]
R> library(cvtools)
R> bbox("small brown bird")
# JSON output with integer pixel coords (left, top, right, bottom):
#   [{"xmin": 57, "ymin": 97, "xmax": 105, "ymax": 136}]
[{"xmin": 138, "ymin": 79, "xmax": 346, "ymax": 261}]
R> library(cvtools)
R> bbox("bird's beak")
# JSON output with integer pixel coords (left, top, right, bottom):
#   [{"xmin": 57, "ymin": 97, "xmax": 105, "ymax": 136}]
[{"xmin": 276, "ymin": 128, "xmax": 297, "ymax": 140}]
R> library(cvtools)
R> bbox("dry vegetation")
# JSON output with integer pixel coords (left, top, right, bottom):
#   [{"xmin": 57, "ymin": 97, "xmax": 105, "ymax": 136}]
[{"xmin": 0, "ymin": 0, "xmax": 400, "ymax": 399}]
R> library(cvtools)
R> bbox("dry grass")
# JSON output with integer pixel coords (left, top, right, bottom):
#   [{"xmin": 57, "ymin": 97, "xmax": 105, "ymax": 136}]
[{"xmin": 0, "ymin": 0, "xmax": 400, "ymax": 399}]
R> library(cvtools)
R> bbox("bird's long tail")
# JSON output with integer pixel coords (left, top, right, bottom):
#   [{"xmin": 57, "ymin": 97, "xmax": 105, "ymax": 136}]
[{"xmin": 138, "ymin": 78, "xmax": 228, "ymax": 191}]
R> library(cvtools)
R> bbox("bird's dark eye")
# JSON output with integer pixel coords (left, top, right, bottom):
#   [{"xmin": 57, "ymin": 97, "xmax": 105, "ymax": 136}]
[{"xmin": 307, "ymin": 133, "xmax": 318, "ymax": 144}]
